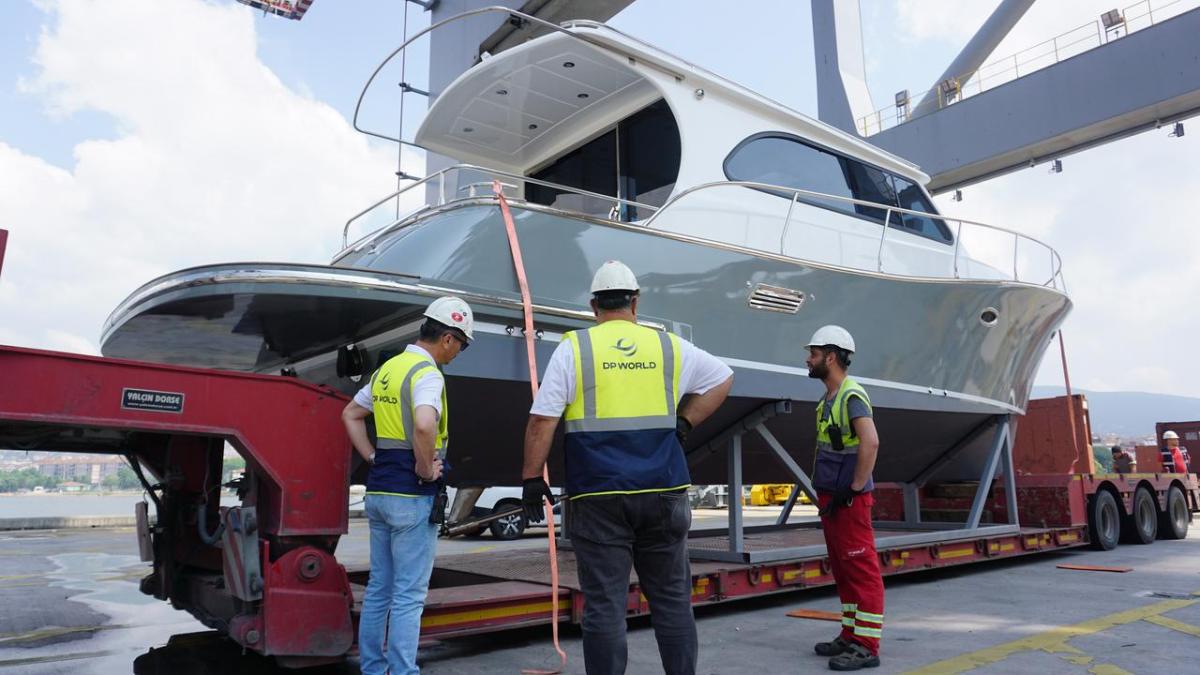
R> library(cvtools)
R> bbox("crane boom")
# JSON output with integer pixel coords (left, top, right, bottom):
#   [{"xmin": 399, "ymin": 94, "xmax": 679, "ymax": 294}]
[{"xmin": 236, "ymin": 0, "xmax": 313, "ymax": 21}]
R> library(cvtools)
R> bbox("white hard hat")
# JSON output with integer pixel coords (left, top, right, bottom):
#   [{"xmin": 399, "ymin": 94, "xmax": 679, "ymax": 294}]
[
  {"xmin": 1163, "ymin": 430, "xmax": 1179, "ymax": 440},
  {"xmin": 590, "ymin": 260, "xmax": 640, "ymax": 293},
  {"xmin": 805, "ymin": 325, "xmax": 855, "ymax": 353},
  {"xmin": 424, "ymin": 296, "xmax": 474, "ymax": 341}
]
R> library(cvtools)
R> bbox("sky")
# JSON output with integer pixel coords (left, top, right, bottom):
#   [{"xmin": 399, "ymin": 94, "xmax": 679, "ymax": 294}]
[{"xmin": 0, "ymin": 0, "xmax": 1197, "ymax": 397}]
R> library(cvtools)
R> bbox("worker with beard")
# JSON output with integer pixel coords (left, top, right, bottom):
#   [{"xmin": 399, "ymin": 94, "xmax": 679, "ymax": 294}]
[{"xmin": 804, "ymin": 325, "xmax": 883, "ymax": 671}]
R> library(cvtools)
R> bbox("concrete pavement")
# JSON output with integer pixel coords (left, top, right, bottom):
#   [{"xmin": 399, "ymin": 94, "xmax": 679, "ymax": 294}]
[{"xmin": 1, "ymin": 509, "xmax": 1198, "ymax": 674}]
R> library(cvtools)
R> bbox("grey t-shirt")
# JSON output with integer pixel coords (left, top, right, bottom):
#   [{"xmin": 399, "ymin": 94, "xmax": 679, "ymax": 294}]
[{"xmin": 820, "ymin": 395, "xmax": 872, "ymax": 425}]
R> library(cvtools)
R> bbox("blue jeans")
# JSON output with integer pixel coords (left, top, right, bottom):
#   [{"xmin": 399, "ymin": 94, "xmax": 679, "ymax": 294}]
[{"xmin": 359, "ymin": 494, "xmax": 437, "ymax": 675}]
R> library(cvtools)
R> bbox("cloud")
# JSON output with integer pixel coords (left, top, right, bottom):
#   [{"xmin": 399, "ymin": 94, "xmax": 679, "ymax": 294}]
[
  {"xmin": 894, "ymin": 0, "xmax": 996, "ymax": 45},
  {"xmin": 0, "ymin": 0, "xmax": 406, "ymax": 351},
  {"xmin": 43, "ymin": 328, "xmax": 98, "ymax": 355},
  {"xmin": 934, "ymin": 127, "xmax": 1200, "ymax": 397}
]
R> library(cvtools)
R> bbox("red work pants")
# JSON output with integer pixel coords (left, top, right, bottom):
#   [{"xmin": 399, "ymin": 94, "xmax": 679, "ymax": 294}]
[{"xmin": 818, "ymin": 491, "xmax": 885, "ymax": 655}]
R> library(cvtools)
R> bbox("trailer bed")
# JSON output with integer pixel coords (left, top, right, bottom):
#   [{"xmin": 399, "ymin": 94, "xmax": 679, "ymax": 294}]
[{"xmin": 349, "ymin": 522, "xmax": 1092, "ymax": 640}]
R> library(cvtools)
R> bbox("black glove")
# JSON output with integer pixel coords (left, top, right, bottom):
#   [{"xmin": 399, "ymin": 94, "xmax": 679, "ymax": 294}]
[
  {"xmin": 835, "ymin": 486, "xmax": 863, "ymax": 506},
  {"xmin": 818, "ymin": 486, "xmax": 863, "ymax": 517},
  {"xmin": 522, "ymin": 477, "xmax": 555, "ymax": 523},
  {"xmin": 675, "ymin": 416, "xmax": 693, "ymax": 446}
]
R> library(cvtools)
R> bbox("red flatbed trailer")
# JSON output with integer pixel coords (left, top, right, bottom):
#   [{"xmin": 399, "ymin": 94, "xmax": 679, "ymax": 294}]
[
  {"xmin": 1, "ymin": 346, "xmax": 1196, "ymax": 664},
  {"xmin": 417, "ymin": 524, "xmax": 1090, "ymax": 641},
  {"xmin": 414, "ymin": 472, "xmax": 1196, "ymax": 640}
]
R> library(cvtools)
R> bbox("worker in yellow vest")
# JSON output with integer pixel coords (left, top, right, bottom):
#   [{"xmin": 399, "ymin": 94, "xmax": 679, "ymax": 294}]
[
  {"xmin": 341, "ymin": 296, "xmax": 473, "ymax": 675},
  {"xmin": 805, "ymin": 325, "xmax": 883, "ymax": 671},
  {"xmin": 521, "ymin": 261, "xmax": 733, "ymax": 675}
]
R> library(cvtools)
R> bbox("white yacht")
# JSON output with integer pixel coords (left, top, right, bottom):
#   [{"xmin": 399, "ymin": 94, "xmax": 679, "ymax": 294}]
[{"xmin": 101, "ymin": 12, "xmax": 1071, "ymax": 488}]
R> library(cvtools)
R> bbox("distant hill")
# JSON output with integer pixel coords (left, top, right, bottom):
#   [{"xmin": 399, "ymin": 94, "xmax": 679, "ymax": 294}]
[{"xmin": 1031, "ymin": 387, "xmax": 1200, "ymax": 437}]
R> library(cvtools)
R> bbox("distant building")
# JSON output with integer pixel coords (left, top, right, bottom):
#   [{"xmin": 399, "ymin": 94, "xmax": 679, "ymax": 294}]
[
  {"xmin": 35, "ymin": 455, "xmax": 127, "ymax": 485},
  {"xmin": 0, "ymin": 459, "xmax": 35, "ymax": 472},
  {"xmin": 59, "ymin": 481, "xmax": 86, "ymax": 492}
]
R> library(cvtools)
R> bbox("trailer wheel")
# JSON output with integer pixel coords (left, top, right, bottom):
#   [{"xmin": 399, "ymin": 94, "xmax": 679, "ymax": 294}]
[
  {"xmin": 489, "ymin": 499, "xmax": 526, "ymax": 540},
  {"xmin": 1088, "ymin": 490, "xmax": 1121, "ymax": 550},
  {"xmin": 1123, "ymin": 487, "xmax": 1158, "ymax": 545},
  {"xmin": 1158, "ymin": 486, "xmax": 1189, "ymax": 540}
]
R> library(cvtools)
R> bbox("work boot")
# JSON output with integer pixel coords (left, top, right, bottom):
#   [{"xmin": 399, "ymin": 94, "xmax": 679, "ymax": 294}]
[
  {"xmin": 828, "ymin": 642, "xmax": 880, "ymax": 671},
  {"xmin": 813, "ymin": 635, "xmax": 852, "ymax": 657}
]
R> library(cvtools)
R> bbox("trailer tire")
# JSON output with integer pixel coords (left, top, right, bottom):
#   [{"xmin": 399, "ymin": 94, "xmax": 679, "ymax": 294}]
[
  {"xmin": 1123, "ymin": 482, "xmax": 1152, "ymax": 540},
  {"xmin": 489, "ymin": 499, "xmax": 526, "ymax": 540},
  {"xmin": 1088, "ymin": 490, "xmax": 1120, "ymax": 551},
  {"xmin": 1158, "ymin": 486, "xmax": 1189, "ymax": 540},
  {"xmin": 1122, "ymin": 487, "xmax": 1157, "ymax": 545}
]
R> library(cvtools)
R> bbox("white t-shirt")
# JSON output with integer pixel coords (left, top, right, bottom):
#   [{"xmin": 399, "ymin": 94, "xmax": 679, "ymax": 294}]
[
  {"xmin": 354, "ymin": 344, "xmax": 444, "ymax": 416},
  {"xmin": 530, "ymin": 328, "xmax": 733, "ymax": 418}
]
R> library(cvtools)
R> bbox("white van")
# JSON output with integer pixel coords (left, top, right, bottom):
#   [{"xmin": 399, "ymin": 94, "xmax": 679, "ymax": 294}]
[
  {"xmin": 349, "ymin": 484, "xmax": 563, "ymax": 540},
  {"xmin": 447, "ymin": 486, "xmax": 563, "ymax": 541}
]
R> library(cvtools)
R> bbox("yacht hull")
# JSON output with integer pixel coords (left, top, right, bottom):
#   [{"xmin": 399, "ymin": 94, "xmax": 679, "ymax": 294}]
[{"xmin": 102, "ymin": 202, "xmax": 1070, "ymax": 487}]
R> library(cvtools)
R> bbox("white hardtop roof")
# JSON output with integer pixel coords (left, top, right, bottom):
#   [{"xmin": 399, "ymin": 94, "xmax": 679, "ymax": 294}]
[{"xmin": 416, "ymin": 21, "xmax": 930, "ymax": 184}]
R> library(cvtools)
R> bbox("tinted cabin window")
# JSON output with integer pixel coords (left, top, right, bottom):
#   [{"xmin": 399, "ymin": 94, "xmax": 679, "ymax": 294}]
[
  {"xmin": 893, "ymin": 176, "xmax": 953, "ymax": 243},
  {"xmin": 724, "ymin": 134, "xmax": 952, "ymax": 245},
  {"xmin": 721, "ymin": 135, "xmax": 855, "ymax": 216},
  {"xmin": 619, "ymin": 100, "xmax": 682, "ymax": 219},
  {"xmin": 526, "ymin": 130, "xmax": 618, "ymax": 218},
  {"xmin": 527, "ymin": 100, "xmax": 681, "ymax": 221},
  {"xmin": 845, "ymin": 161, "xmax": 895, "ymax": 224}
]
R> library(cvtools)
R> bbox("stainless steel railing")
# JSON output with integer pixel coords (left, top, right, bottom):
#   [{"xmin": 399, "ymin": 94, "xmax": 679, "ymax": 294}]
[
  {"xmin": 343, "ymin": 170, "xmax": 1065, "ymax": 290},
  {"xmin": 341, "ymin": 171, "xmax": 1064, "ymax": 292},
  {"xmin": 340, "ymin": 163, "xmax": 660, "ymax": 249},
  {"xmin": 643, "ymin": 180, "xmax": 1067, "ymax": 291}
]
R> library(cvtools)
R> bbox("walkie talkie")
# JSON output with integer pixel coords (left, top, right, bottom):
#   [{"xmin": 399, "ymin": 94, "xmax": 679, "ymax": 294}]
[
  {"xmin": 428, "ymin": 451, "xmax": 448, "ymax": 525},
  {"xmin": 828, "ymin": 422, "xmax": 845, "ymax": 453},
  {"xmin": 430, "ymin": 481, "xmax": 448, "ymax": 525}
]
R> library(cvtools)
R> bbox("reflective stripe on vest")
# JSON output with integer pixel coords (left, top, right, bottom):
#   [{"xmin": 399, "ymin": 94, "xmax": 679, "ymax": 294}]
[
  {"xmin": 562, "ymin": 321, "xmax": 688, "ymax": 498},
  {"xmin": 815, "ymin": 377, "xmax": 871, "ymax": 455},
  {"xmin": 563, "ymin": 324, "xmax": 679, "ymax": 433},
  {"xmin": 371, "ymin": 351, "xmax": 448, "ymax": 452}
]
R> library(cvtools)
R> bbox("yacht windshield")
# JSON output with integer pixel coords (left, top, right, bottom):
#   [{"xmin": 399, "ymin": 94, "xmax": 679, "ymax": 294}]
[
  {"xmin": 724, "ymin": 133, "xmax": 953, "ymax": 244},
  {"xmin": 526, "ymin": 99, "xmax": 680, "ymax": 221}
]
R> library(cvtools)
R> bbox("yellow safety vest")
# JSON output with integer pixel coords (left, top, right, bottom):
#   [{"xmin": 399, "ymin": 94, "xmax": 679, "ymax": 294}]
[
  {"xmin": 367, "ymin": 350, "xmax": 448, "ymax": 496},
  {"xmin": 372, "ymin": 350, "xmax": 448, "ymax": 450},
  {"xmin": 562, "ymin": 320, "xmax": 688, "ymax": 499},
  {"xmin": 815, "ymin": 376, "xmax": 870, "ymax": 455}
]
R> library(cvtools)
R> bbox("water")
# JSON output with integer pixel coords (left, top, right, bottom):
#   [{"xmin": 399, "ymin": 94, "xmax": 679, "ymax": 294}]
[{"xmin": 0, "ymin": 493, "xmax": 237, "ymax": 518}]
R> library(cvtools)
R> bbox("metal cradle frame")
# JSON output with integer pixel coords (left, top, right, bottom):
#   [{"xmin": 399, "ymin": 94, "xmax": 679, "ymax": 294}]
[{"xmin": 683, "ymin": 402, "xmax": 1020, "ymax": 564}]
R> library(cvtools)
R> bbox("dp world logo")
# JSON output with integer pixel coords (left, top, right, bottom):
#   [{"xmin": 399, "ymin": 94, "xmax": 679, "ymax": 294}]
[
  {"xmin": 612, "ymin": 338, "xmax": 638, "ymax": 358},
  {"xmin": 380, "ymin": 373, "xmax": 391, "ymax": 390}
]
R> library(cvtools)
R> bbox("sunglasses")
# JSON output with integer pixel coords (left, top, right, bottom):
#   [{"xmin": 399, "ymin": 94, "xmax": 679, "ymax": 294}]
[{"xmin": 449, "ymin": 332, "xmax": 469, "ymax": 351}]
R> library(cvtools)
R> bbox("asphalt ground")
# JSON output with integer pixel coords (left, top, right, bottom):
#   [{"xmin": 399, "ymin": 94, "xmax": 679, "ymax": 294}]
[{"xmin": 1, "ymin": 508, "xmax": 1198, "ymax": 674}]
